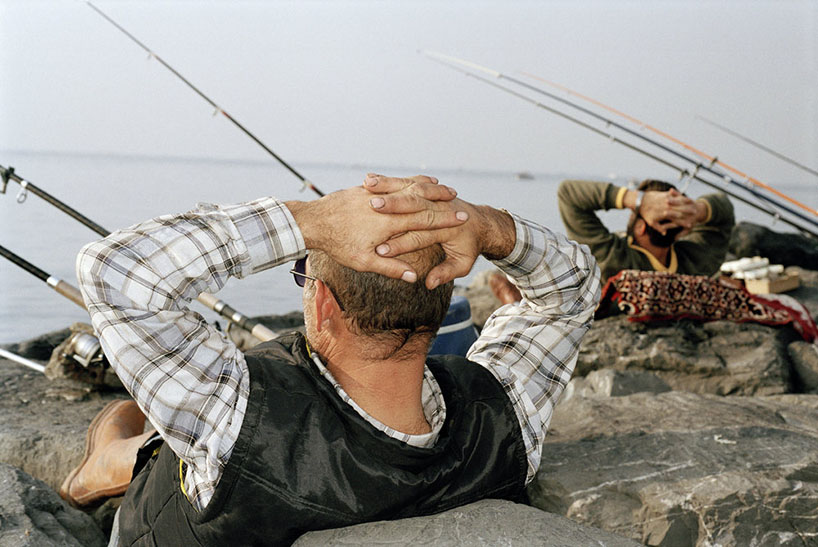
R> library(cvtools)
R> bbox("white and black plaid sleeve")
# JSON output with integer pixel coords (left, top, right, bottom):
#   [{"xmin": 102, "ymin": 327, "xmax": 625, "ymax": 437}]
[
  {"xmin": 76, "ymin": 197, "xmax": 305, "ymax": 510},
  {"xmin": 467, "ymin": 213, "xmax": 601, "ymax": 484}
]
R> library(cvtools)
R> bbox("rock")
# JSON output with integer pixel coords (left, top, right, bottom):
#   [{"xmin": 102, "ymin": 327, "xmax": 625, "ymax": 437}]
[
  {"xmin": 462, "ymin": 270, "xmax": 503, "ymax": 329},
  {"xmin": 576, "ymin": 315, "xmax": 797, "ymax": 396},
  {"xmin": 1, "ymin": 328, "xmax": 72, "ymax": 361},
  {"xmin": 788, "ymin": 341, "xmax": 818, "ymax": 393},
  {"xmin": 0, "ymin": 358, "xmax": 127, "ymax": 491},
  {"xmin": 294, "ymin": 498, "xmax": 640, "ymax": 547},
  {"xmin": 531, "ymin": 392, "xmax": 818, "ymax": 546},
  {"xmin": 785, "ymin": 266, "xmax": 818, "ymax": 318},
  {"xmin": 563, "ymin": 368, "xmax": 670, "ymax": 401},
  {"xmin": 44, "ymin": 322, "xmax": 120, "ymax": 388},
  {"xmin": 0, "ymin": 463, "xmax": 106, "ymax": 547},
  {"xmin": 729, "ymin": 221, "xmax": 818, "ymax": 270}
]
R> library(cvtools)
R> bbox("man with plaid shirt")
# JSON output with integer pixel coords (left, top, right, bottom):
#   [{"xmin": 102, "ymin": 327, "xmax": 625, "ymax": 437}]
[{"xmin": 65, "ymin": 175, "xmax": 600, "ymax": 545}]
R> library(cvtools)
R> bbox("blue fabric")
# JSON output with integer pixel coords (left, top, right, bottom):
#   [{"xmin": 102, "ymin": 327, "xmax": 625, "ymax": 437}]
[{"xmin": 430, "ymin": 296, "xmax": 479, "ymax": 357}]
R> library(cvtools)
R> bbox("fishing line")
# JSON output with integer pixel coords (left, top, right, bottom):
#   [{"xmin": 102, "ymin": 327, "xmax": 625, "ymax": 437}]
[
  {"xmin": 0, "ymin": 164, "xmax": 278, "ymax": 342},
  {"xmin": 420, "ymin": 51, "xmax": 818, "ymax": 237},
  {"xmin": 697, "ymin": 115, "xmax": 818, "ymax": 180},
  {"xmin": 84, "ymin": 1, "xmax": 324, "ymax": 197}
]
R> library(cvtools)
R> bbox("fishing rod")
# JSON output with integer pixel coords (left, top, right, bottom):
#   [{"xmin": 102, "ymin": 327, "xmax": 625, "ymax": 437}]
[
  {"xmin": 1, "ymin": 244, "xmax": 107, "ymax": 373},
  {"xmin": 0, "ymin": 243, "xmax": 86, "ymax": 309},
  {"xmin": 517, "ymin": 70, "xmax": 818, "ymax": 217},
  {"xmin": 420, "ymin": 51, "xmax": 818, "ymax": 235},
  {"xmin": 420, "ymin": 51, "xmax": 818, "ymax": 238},
  {"xmin": 0, "ymin": 165, "xmax": 108, "ymax": 235},
  {"xmin": 696, "ymin": 115, "xmax": 818, "ymax": 179},
  {"xmin": 0, "ymin": 348, "xmax": 46, "ymax": 374},
  {"xmin": 84, "ymin": 1, "xmax": 325, "ymax": 198},
  {"xmin": 0, "ymin": 164, "xmax": 278, "ymax": 342}
]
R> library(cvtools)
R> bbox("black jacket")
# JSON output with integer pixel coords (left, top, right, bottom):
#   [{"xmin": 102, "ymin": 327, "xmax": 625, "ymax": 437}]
[{"xmin": 119, "ymin": 333, "xmax": 527, "ymax": 546}]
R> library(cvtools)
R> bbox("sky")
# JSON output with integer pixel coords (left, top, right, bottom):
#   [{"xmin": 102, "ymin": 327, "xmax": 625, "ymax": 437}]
[{"xmin": 0, "ymin": 0, "xmax": 816, "ymax": 184}]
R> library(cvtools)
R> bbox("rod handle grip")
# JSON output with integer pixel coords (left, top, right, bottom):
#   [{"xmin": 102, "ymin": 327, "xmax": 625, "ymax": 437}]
[
  {"xmin": 53, "ymin": 280, "xmax": 87, "ymax": 309},
  {"xmin": 250, "ymin": 323, "xmax": 277, "ymax": 343},
  {"xmin": 195, "ymin": 293, "xmax": 278, "ymax": 343},
  {"xmin": 196, "ymin": 292, "xmax": 219, "ymax": 309}
]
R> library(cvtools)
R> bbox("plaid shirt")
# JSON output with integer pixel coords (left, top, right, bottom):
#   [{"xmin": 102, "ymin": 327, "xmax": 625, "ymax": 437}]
[{"xmin": 77, "ymin": 196, "xmax": 600, "ymax": 511}]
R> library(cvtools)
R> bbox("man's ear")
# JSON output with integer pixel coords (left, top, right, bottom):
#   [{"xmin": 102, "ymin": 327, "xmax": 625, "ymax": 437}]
[
  {"xmin": 313, "ymin": 281, "xmax": 340, "ymax": 332},
  {"xmin": 634, "ymin": 218, "xmax": 647, "ymax": 237}
]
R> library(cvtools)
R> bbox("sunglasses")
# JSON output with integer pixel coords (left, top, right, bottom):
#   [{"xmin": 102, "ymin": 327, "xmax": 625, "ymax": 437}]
[
  {"xmin": 290, "ymin": 255, "xmax": 345, "ymax": 311},
  {"xmin": 290, "ymin": 256, "xmax": 317, "ymax": 288}
]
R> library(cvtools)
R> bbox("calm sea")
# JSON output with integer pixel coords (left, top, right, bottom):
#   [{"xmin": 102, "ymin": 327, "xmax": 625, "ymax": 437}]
[{"xmin": 0, "ymin": 151, "xmax": 814, "ymax": 344}]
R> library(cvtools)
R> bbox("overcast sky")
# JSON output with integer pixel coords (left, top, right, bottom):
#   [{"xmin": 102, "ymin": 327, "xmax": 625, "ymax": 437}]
[{"xmin": 1, "ymin": 0, "xmax": 816, "ymax": 184}]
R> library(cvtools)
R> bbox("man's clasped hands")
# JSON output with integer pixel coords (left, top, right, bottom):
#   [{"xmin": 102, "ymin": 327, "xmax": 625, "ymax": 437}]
[{"xmin": 287, "ymin": 173, "xmax": 516, "ymax": 290}]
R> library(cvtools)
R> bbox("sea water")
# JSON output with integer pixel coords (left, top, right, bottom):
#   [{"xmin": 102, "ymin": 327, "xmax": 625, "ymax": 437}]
[{"xmin": 0, "ymin": 151, "xmax": 814, "ymax": 344}]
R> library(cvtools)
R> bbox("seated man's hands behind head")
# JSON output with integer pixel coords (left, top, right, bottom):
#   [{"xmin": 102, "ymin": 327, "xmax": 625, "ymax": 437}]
[{"xmin": 640, "ymin": 189, "xmax": 708, "ymax": 236}]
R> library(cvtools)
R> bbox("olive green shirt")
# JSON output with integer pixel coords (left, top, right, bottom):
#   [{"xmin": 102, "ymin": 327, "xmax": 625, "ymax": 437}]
[{"xmin": 557, "ymin": 179, "xmax": 735, "ymax": 281}]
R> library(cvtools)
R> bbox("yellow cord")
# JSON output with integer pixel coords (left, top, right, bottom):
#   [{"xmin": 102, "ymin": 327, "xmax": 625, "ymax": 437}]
[{"xmin": 179, "ymin": 459, "xmax": 189, "ymax": 500}]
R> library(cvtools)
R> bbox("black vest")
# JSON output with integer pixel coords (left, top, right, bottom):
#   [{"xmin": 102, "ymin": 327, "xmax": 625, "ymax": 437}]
[{"xmin": 119, "ymin": 333, "xmax": 527, "ymax": 546}]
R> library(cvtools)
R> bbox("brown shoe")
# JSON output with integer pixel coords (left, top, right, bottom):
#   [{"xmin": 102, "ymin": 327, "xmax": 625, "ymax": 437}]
[
  {"xmin": 489, "ymin": 272, "xmax": 522, "ymax": 305},
  {"xmin": 60, "ymin": 399, "xmax": 148, "ymax": 506}
]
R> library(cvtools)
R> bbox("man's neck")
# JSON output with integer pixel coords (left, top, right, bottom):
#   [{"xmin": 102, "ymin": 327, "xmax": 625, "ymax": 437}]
[
  {"xmin": 319, "ymin": 339, "xmax": 431, "ymax": 435},
  {"xmin": 632, "ymin": 235, "xmax": 671, "ymax": 267},
  {"xmin": 646, "ymin": 245, "xmax": 670, "ymax": 267}
]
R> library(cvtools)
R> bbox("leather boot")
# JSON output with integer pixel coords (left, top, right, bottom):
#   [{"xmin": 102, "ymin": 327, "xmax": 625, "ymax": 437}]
[{"xmin": 60, "ymin": 399, "xmax": 153, "ymax": 506}]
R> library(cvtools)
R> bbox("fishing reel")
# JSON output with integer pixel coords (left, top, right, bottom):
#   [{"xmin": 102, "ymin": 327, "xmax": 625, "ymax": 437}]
[
  {"xmin": 51, "ymin": 330, "xmax": 110, "ymax": 385},
  {"xmin": 63, "ymin": 331, "xmax": 105, "ymax": 368}
]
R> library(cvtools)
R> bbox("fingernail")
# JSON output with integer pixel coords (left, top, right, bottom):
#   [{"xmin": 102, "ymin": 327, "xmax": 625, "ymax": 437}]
[
  {"xmin": 428, "ymin": 277, "xmax": 439, "ymax": 289},
  {"xmin": 364, "ymin": 177, "xmax": 378, "ymax": 187},
  {"xmin": 402, "ymin": 271, "xmax": 417, "ymax": 283},
  {"xmin": 430, "ymin": 177, "xmax": 439, "ymax": 183},
  {"xmin": 376, "ymin": 243, "xmax": 390, "ymax": 255},
  {"xmin": 456, "ymin": 211, "xmax": 469, "ymax": 221},
  {"xmin": 448, "ymin": 187, "xmax": 457, "ymax": 196},
  {"xmin": 370, "ymin": 197, "xmax": 385, "ymax": 209}
]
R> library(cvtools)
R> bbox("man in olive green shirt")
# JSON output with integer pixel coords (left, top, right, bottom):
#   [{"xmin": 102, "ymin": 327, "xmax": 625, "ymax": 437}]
[{"xmin": 557, "ymin": 179, "xmax": 735, "ymax": 282}]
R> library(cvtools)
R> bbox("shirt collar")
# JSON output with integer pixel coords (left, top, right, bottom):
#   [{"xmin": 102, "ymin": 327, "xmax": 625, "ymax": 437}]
[{"xmin": 627, "ymin": 236, "xmax": 678, "ymax": 273}]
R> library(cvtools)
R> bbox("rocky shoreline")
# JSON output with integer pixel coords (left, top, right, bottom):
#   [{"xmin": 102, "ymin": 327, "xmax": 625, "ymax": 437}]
[{"xmin": 2, "ymin": 226, "xmax": 818, "ymax": 546}]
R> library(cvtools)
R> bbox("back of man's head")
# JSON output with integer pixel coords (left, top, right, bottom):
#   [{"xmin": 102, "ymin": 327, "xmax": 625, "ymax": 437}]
[
  {"xmin": 627, "ymin": 179, "xmax": 684, "ymax": 247},
  {"xmin": 309, "ymin": 245, "xmax": 454, "ymax": 350}
]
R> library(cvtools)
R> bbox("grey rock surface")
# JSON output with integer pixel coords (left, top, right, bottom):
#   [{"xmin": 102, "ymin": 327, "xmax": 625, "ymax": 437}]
[
  {"xmin": 535, "ymin": 391, "xmax": 818, "ymax": 546},
  {"xmin": 1, "ymin": 328, "xmax": 71, "ymax": 361},
  {"xmin": 1, "ymin": 265, "xmax": 816, "ymax": 546},
  {"xmin": 576, "ymin": 315, "xmax": 798, "ymax": 395},
  {"xmin": 294, "ymin": 499, "xmax": 640, "ymax": 547},
  {"xmin": 788, "ymin": 341, "xmax": 818, "ymax": 393},
  {"xmin": 729, "ymin": 221, "xmax": 818, "ymax": 270},
  {"xmin": 563, "ymin": 368, "xmax": 671, "ymax": 401},
  {"xmin": 0, "ymin": 463, "xmax": 106, "ymax": 547},
  {"xmin": 786, "ymin": 266, "xmax": 818, "ymax": 320}
]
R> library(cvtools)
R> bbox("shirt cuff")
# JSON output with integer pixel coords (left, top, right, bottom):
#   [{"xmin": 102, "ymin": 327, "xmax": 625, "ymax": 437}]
[
  {"xmin": 489, "ymin": 213, "xmax": 546, "ymax": 277},
  {"xmin": 697, "ymin": 198, "xmax": 713, "ymax": 224},
  {"xmin": 615, "ymin": 186, "xmax": 628, "ymax": 209},
  {"xmin": 218, "ymin": 197, "xmax": 307, "ymax": 275}
]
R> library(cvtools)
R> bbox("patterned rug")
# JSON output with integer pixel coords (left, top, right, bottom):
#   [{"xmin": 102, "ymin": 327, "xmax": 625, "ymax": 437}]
[{"xmin": 596, "ymin": 270, "xmax": 818, "ymax": 343}]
